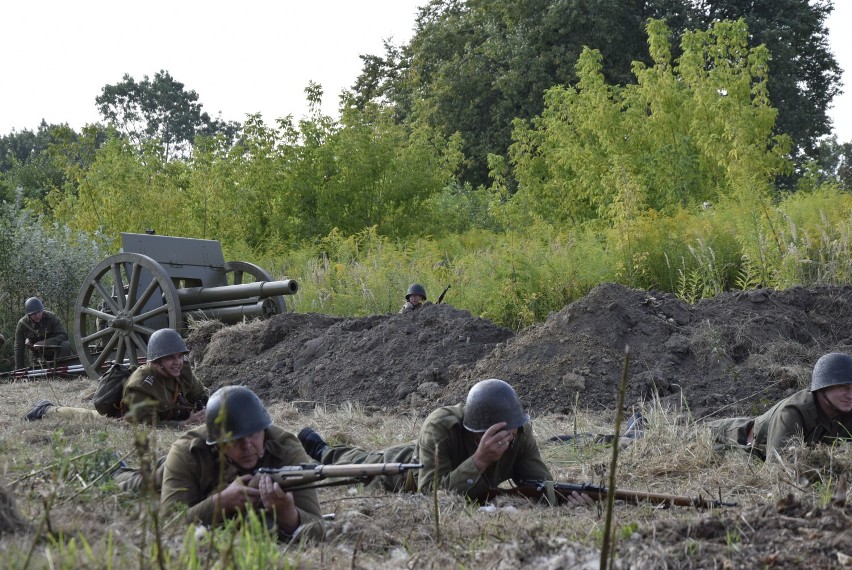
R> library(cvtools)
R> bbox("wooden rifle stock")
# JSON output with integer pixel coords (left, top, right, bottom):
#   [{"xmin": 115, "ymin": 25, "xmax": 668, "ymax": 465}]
[
  {"xmin": 252, "ymin": 462, "xmax": 423, "ymax": 491},
  {"xmin": 483, "ymin": 480, "xmax": 736, "ymax": 509}
]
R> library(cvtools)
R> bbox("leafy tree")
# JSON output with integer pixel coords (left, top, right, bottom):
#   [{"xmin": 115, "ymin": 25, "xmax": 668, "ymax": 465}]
[
  {"xmin": 353, "ymin": 0, "xmax": 840, "ymax": 190},
  {"xmin": 682, "ymin": 0, "xmax": 840, "ymax": 163},
  {"xmin": 0, "ymin": 121, "xmax": 82, "ymax": 204},
  {"xmin": 814, "ymin": 137, "xmax": 852, "ymax": 191},
  {"xmin": 508, "ymin": 19, "xmax": 791, "ymax": 225},
  {"xmin": 354, "ymin": 0, "xmax": 668, "ymax": 189},
  {"xmin": 95, "ymin": 70, "xmax": 240, "ymax": 160}
]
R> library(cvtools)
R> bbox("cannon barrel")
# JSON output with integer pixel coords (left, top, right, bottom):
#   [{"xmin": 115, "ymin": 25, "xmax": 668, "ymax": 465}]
[
  {"xmin": 185, "ymin": 299, "xmax": 280, "ymax": 323},
  {"xmin": 176, "ymin": 279, "xmax": 298, "ymax": 307}
]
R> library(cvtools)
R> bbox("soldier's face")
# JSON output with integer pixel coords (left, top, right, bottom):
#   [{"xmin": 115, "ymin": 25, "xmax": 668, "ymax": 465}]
[
  {"xmin": 153, "ymin": 353, "xmax": 184, "ymax": 378},
  {"xmin": 29, "ymin": 311, "xmax": 44, "ymax": 323},
  {"xmin": 821, "ymin": 383, "xmax": 852, "ymax": 413},
  {"xmin": 408, "ymin": 294, "xmax": 425, "ymax": 305},
  {"xmin": 223, "ymin": 430, "xmax": 266, "ymax": 469}
]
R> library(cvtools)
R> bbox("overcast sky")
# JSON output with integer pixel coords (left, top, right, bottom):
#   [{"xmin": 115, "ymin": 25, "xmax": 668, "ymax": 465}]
[{"xmin": 1, "ymin": 1, "xmax": 850, "ymax": 142}]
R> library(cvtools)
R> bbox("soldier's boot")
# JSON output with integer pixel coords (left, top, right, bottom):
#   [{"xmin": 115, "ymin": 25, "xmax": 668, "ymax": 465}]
[
  {"xmin": 22, "ymin": 400, "xmax": 55, "ymax": 421},
  {"xmin": 298, "ymin": 427, "xmax": 328, "ymax": 461}
]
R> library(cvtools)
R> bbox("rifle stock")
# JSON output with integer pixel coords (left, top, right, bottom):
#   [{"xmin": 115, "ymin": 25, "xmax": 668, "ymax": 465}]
[
  {"xmin": 252, "ymin": 462, "xmax": 423, "ymax": 491},
  {"xmin": 484, "ymin": 480, "xmax": 736, "ymax": 509}
]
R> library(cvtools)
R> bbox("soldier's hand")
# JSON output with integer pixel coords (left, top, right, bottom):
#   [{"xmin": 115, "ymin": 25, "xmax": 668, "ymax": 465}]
[
  {"xmin": 217, "ymin": 474, "xmax": 261, "ymax": 513},
  {"xmin": 472, "ymin": 422, "xmax": 514, "ymax": 472},
  {"xmin": 258, "ymin": 475, "xmax": 300, "ymax": 533},
  {"xmin": 564, "ymin": 491, "xmax": 595, "ymax": 508},
  {"xmin": 186, "ymin": 408, "xmax": 206, "ymax": 426}
]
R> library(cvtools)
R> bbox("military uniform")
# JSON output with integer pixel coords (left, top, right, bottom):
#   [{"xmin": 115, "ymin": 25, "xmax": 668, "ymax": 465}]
[
  {"xmin": 709, "ymin": 388, "xmax": 852, "ymax": 459},
  {"xmin": 14, "ymin": 310, "xmax": 72, "ymax": 369},
  {"xmin": 122, "ymin": 363, "xmax": 207, "ymax": 427},
  {"xmin": 160, "ymin": 425, "xmax": 324, "ymax": 541},
  {"xmin": 319, "ymin": 403, "xmax": 552, "ymax": 499},
  {"xmin": 399, "ymin": 301, "xmax": 431, "ymax": 314}
]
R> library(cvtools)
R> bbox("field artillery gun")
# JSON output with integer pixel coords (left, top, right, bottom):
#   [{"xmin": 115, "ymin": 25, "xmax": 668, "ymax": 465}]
[{"xmin": 73, "ymin": 233, "xmax": 297, "ymax": 379}]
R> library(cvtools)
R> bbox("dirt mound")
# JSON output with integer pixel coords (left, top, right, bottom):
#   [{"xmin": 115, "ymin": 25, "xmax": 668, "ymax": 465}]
[
  {"xmin": 189, "ymin": 283, "xmax": 852, "ymax": 419},
  {"xmin": 191, "ymin": 303, "xmax": 512, "ymax": 411}
]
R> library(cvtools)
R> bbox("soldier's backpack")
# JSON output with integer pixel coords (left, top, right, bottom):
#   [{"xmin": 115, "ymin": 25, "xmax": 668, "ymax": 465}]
[{"xmin": 92, "ymin": 363, "xmax": 137, "ymax": 417}]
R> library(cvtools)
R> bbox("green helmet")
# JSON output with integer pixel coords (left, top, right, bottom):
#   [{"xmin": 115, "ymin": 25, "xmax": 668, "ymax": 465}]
[
  {"xmin": 463, "ymin": 378, "xmax": 529, "ymax": 432},
  {"xmin": 406, "ymin": 283, "xmax": 427, "ymax": 301},
  {"xmin": 25, "ymin": 297, "xmax": 44, "ymax": 315},
  {"xmin": 810, "ymin": 352, "xmax": 852, "ymax": 392},
  {"xmin": 206, "ymin": 386, "xmax": 272, "ymax": 444},
  {"xmin": 146, "ymin": 328, "xmax": 188, "ymax": 362}
]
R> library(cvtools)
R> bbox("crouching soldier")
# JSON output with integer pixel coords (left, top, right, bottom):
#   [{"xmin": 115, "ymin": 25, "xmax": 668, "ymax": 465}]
[
  {"xmin": 709, "ymin": 352, "xmax": 852, "ymax": 459},
  {"xmin": 14, "ymin": 297, "xmax": 73, "ymax": 369},
  {"xmin": 160, "ymin": 386, "xmax": 324, "ymax": 541}
]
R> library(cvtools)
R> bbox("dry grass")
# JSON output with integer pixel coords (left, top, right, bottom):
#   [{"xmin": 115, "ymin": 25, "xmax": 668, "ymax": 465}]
[{"xmin": 0, "ymin": 377, "xmax": 849, "ymax": 569}]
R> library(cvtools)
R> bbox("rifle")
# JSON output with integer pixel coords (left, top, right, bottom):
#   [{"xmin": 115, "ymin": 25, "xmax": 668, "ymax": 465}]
[
  {"xmin": 485, "ymin": 480, "xmax": 736, "ymax": 509},
  {"xmin": 436, "ymin": 284, "xmax": 451, "ymax": 304},
  {"xmin": 252, "ymin": 462, "xmax": 423, "ymax": 492}
]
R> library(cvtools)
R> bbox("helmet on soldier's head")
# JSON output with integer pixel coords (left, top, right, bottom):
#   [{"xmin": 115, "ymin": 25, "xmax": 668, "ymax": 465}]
[
  {"xmin": 810, "ymin": 352, "xmax": 852, "ymax": 392},
  {"xmin": 406, "ymin": 283, "xmax": 427, "ymax": 301},
  {"xmin": 25, "ymin": 297, "xmax": 44, "ymax": 315},
  {"xmin": 206, "ymin": 386, "xmax": 272, "ymax": 444},
  {"xmin": 463, "ymin": 378, "xmax": 529, "ymax": 432},
  {"xmin": 146, "ymin": 328, "xmax": 188, "ymax": 362}
]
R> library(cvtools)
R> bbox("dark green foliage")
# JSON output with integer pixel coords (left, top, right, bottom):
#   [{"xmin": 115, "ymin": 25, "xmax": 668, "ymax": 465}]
[
  {"xmin": 684, "ymin": 0, "xmax": 841, "ymax": 161},
  {"xmin": 351, "ymin": 0, "xmax": 841, "ymax": 190},
  {"xmin": 0, "ymin": 204, "xmax": 107, "ymax": 365},
  {"xmin": 96, "ymin": 70, "xmax": 241, "ymax": 160}
]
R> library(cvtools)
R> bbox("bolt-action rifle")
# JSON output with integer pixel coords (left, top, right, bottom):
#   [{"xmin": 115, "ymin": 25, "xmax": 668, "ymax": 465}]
[
  {"xmin": 483, "ymin": 480, "xmax": 736, "ymax": 509},
  {"xmin": 436, "ymin": 284, "xmax": 451, "ymax": 304},
  {"xmin": 252, "ymin": 462, "xmax": 423, "ymax": 492}
]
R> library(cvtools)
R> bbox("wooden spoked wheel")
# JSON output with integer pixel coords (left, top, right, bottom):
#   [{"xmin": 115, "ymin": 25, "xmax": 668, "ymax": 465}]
[{"xmin": 74, "ymin": 253, "xmax": 181, "ymax": 378}]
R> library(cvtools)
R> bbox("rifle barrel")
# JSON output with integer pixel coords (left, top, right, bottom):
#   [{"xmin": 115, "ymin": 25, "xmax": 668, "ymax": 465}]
[{"xmin": 515, "ymin": 481, "xmax": 736, "ymax": 508}]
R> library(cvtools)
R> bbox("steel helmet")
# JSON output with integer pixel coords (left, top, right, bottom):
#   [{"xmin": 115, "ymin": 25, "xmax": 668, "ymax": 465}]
[
  {"xmin": 25, "ymin": 297, "xmax": 44, "ymax": 315},
  {"xmin": 146, "ymin": 328, "xmax": 188, "ymax": 362},
  {"xmin": 810, "ymin": 352, "xmax": 852, "ymax": 392},
  {"xmin": 463, "ymin": 378, "xmax": 529, "ymax": 432},
  {"xmin": 206, "ymin": 386, "xmax": 272, "ymax": 444},
  {"xmin": 406, "ymin": 283, "xmax": 427, "ymax": 301}
]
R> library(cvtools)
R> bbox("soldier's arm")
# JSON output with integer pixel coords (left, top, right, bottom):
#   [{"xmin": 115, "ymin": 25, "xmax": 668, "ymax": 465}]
[
  {"xmin": 122, "ymin": 383, "xmax": 183, "ymax": 428},
  {"xmin": 416, "ymin": 423, "xmax": 488, "ymax": 499},
  {"xmin": 181, "ymin": 366, "xmax": 209, "ymax": 405},
  {"xmin": 160, "ymin": 445, "xmax": 218, "ymax": 524},
  {"xmin": 510, "ymin": 427, "xmax": 553, "ymax": 483},
  {"xmin": 764, "ymin": 405, "xmax": 808, "ymax": 456},
  {"xmin": 276, "ymin": 438, "xmax": 325, "ymax": 541},
  {"xmin": 13, "ymin": 322, "xmax": 27, "ymax": 368},
  {"xmin": 44, "ymin": 314, "xmax": 69, "ymax": 344}
]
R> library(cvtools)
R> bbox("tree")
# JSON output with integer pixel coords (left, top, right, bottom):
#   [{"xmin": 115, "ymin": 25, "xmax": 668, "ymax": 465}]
[
  {"xmin": 0, "ymin": 121, "xmax": 111, "ymax": 207},
  {"xmin": 352, "ymin": 0, "xmax": 840, "ymax": 190},
  {"xmin": 509, "ymin": 19, "xmax": 791, "ymax": 225},
  {"xmin": 681, "ymin": 0, "xmax": 841, "ymax": 171},
  {"xmin": 95, "ymin": 70, "xmax": 240, "ymax": 160}
]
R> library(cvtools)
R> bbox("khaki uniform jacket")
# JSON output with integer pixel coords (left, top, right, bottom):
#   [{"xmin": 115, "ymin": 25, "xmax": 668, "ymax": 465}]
[
  {"xmin": 415, "ymin": 404, "xmax": 552, "ymax": 499},
  {"xmin": 320, "ymin": 403, "xmax": 552, "ymax": 501},
  {"xmin": 160, "ymin": 425, "xmax": 324, "ymax": 541},
  {"xmin": 122, "ymin": 363, "xmax": 207, "ymax": 428},
  {"xmin": 711, "ymin": 388, "xmax": 852, "ymax": 458},
  {"xmin": 14, "ymin": 311, "xmax": 69, "ymax": 369}
]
